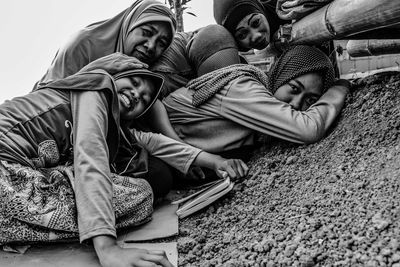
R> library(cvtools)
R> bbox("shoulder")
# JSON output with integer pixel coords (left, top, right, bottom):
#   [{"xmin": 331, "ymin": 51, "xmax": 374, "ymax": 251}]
[{"xmin": 225, "ymin": 75, "xmax": 273, "ymax": 97}]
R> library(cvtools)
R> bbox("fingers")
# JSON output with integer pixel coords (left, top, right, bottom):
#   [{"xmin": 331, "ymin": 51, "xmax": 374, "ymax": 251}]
[
  {"xmin": 141, "ymin": 250, "xmax": 174, "ymax": 267},
  {"xmin": 186, "ymin": 166, "xmax": 205, "ymax": 180},
  {"xmin": 81, "ymin": 53, "xmax": 149, "ymax": 75},
  {"xmin": 192, "ymin": 166, "xmax": 205, "ymax": 180},
  {"xmin": 236, "ymin": 159, "xmax": 249, "ymax": 177},
  {"xmin": 218, "ymin": 159, "xmax": 249, "ymax": 181},
  {"xmin": 218, "ymin": 170, "xmax": 229, "ymax": 179}
]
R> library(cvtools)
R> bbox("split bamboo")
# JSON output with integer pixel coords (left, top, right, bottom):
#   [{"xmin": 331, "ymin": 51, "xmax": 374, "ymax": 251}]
[
  {"xmin": 273, "ymin": 0, "xmax": 400, "ymax": 46},
  {"xmin": 343, "ymin": 25, "xmax": 400, "ymax": 40},
  {"xmin": 347, "ymin": 39, "xmax": 400, "ymax": 57}
]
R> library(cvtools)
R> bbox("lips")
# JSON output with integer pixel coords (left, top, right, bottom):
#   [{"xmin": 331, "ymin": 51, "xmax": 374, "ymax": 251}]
[
  {"xmin": 253, "ymin": 39, "xmax": 268, "ymax": 50},
  {"xmin": 120, "ymin": 92, "xmax": 135, "ymax": 111},
  {"xmin": 134, "ymin": 49, "xmax": 150, "ymax": 61}
]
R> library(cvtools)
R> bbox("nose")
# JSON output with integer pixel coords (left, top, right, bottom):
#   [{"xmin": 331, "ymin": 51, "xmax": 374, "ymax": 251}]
[
  {"xmin": 144, "ymin": 38, "xmax": 156, "ymax": 54},
  {"xmin": 130, "ymin": 89, "xmax": 140, "ymax": 102},
  {"xmin": 289, "ymin": 95, "xmax": 304, "ymax": 111},
  {"xmin": 250, "ymin": 30, "xmax": 263, "ymax": 45}
]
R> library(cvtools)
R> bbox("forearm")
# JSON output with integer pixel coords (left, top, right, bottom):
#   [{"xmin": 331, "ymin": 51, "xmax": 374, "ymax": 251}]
[
  {"xmin": 72, "ymin": 91, "xmax": 116, "ymax": 242},
  {"xmin": 133, "ymin": 129, "xmax": 201, "ymax": 173},
  {"xmin": 192, "ymin": 151, "xmax": 224, "ymax": 170},
  {"xmin": 141, "ymin": 100, "xmax": 183, "ymax": 141},
  {"xmin": 222, "ymin": 78, "xmax": 349, "ymax": 144}
]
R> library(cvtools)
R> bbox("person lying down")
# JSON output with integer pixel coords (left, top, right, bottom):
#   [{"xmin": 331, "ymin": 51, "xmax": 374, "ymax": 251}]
[{"xmin": 0, "ymin": 55, "xmax": 248, "ymax": 267}]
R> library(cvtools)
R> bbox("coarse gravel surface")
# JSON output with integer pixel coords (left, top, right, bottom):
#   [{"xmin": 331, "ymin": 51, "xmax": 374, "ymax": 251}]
[{"xmin": 175, "ymin": 71, "xmax": 400, "ymax": 267}]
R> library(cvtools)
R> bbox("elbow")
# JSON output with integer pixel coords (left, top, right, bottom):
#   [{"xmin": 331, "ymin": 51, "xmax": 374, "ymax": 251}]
[{"xmin": 296, "ymin": 120, "xmax": 326, "ymax": 144}]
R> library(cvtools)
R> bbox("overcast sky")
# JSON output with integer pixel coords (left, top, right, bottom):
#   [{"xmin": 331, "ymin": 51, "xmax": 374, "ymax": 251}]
[{"xmin": 0, "ymin": 0, "xmax": 214, "ymax": 104}]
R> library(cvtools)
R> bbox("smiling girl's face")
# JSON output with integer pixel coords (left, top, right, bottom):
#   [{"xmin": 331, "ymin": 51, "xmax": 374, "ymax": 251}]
[
  {"xmin": 234, "ymin": 13, "xmax": 270, "ymax": 51},
  {"xmin": 273, "ymin": 72, "xmax": 324, "ymax": 111},
  {"xmin": 115, "ymin": 75, "xmax": 155, "ymax": 120}
]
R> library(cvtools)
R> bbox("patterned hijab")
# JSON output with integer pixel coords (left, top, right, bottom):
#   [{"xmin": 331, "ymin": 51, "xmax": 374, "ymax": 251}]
[
  {"xmin": 268, "ymin": 45, "xmax": 335, "ymax": 93},
  {"xmin": 189, "ymin": 45, "xmax": 334, "ymax": 106},
  {"xmin": 34, "ymin": 0, "xmax": 176, "ymax": 90}
]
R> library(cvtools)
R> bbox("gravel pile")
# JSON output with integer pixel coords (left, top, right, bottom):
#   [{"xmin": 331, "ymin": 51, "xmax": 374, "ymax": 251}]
[{"xmin": 177, "ymin": 71, "xmax": 400, "ymax": 266}]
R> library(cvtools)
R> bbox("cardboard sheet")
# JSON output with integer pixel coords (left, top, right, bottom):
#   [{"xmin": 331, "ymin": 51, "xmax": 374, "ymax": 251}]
[
  {"xmin": 1, "ymin": 202, "xmax": 179, "ymax": 266},
  {"xmin": 118, "ymin": 201, "xmax": 179, "ymax": 242}
]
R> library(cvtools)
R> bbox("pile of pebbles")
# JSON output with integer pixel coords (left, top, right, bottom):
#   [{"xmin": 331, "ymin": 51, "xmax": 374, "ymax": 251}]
[{"xmin": 177, "ymin": 72, "xmax": 400, "ymax": 266}]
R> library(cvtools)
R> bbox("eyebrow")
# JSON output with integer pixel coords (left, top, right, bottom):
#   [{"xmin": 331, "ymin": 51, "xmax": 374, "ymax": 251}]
[
  {"xmin": 247, "ymin": 13, "xmax": 258, "ymax": 25},
  {"xmin": 236, "ymin": 13, "xmax": 258, "ymax": 32},
  {"xmin": 147, "ymin": 24, "xmax": 170, "ymax": 41},
  {"xmin": 291, "ymin": 79, "xmax": 305, "ymax": 90},
  {"xmin": 292, "ymin": 78, "xmax": 322, "ymax": 97},
  {"xmin": 145, "ymin": 24, "xmax": 157, "ymax": 33}
]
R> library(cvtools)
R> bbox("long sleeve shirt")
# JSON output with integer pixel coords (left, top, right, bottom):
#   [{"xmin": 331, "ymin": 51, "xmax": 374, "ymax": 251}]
[
  {"xmin": 0, "ymin": 71, "xmax": 203, "ymax": 243},
  {"xmin": 163, "ymin": 76, "xmax": 348, "ymax": 153}
]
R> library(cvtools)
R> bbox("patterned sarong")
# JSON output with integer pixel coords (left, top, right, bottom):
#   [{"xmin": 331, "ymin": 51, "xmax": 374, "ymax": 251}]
[{"xmin": 0, "ymin": 160, "xmax": 153, "ymax": 244}]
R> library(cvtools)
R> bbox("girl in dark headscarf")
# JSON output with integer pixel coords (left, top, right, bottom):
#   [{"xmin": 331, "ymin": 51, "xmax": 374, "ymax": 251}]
[
  {"xmin": 34, "ymin": 0, "xmax": 177, "ymax": 89},
  {"xmin": 213, "ymin": 0, "xmax": 287, "ymax": 51}
]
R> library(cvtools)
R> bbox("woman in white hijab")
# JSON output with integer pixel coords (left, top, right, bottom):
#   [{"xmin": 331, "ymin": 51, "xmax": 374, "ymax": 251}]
[{"xmin": 34, "ymin": 0, "xmax": 176, "ymax": 89}]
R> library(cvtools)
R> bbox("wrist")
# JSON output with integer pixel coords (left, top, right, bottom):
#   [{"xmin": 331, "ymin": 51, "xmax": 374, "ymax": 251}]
[
  {"xmin": 93, "ymin": 235, "xmax": 117, "ymax": 252},
  {"xmin": 211, "ymin": 155, "xmax": 225, "ymax": 171}
]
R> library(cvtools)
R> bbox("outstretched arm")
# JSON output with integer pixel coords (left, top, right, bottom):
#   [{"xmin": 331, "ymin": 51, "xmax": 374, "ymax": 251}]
[
  {"xmin": 132, "ymin": 129, "xmax": 248, "ymax": 180},
  {"xmin": 220, "ymin": 77, "xmax": 349, "ymax": 144},
  {"xmin": 71, "ymin": 90, "xmax": 172, "ymax": 267}
]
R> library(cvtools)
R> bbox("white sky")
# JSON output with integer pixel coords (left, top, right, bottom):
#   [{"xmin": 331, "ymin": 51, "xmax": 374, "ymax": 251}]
[{"xmin": 0, "ymin": 0, "xmax": 214, "ymax": 104}]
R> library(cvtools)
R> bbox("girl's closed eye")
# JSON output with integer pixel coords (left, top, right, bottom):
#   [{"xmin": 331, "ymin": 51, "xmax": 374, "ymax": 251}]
[
  {"xmin": 158, "ymin": 39, "xmax": 168, "ymax": 49},
  {"xmin": 142, "ymin": 28, "xmax": 152, "ymax": 37}
]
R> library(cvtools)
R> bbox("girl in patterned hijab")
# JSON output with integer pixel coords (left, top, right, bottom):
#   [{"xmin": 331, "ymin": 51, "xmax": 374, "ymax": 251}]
[
  {"xmin": 163, "ymin": 45, "xmax": 350, "ymax": 156},
  {"xmin": 34, "ymin": 0, "xmax": 176, "ymax": 89}
]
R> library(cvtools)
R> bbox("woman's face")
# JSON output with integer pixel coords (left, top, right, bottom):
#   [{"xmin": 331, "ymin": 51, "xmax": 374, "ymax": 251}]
[
  {"xmin": 273, "ymin": 72, "xmax": 324, "ymax": 111},
  {"xmin": 234, "ymin": 13, "xmax": 270, "ymax": 51},
  {"xmin": 115, "ymin": 75, "xmax": 155, "ymax": 120},
  {"xmin": 124, "ymin": 21, "xmax": 172, "ymax": 65}
]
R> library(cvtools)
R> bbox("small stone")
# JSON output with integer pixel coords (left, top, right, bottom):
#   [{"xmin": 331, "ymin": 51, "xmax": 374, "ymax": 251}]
[
  {"xmin": 299, "ymin": 255, "xmax": 314, "ymax": 267},
  {"xmin": 286, "ymin": 156, "xmax": 298, "ymax": 165},
  {"xmin": 392, "ymin": 253, "xmax": 400, "ymax": 263},
  {"xmin": 381, "ymin": 248, "xmax": 391, "ymax": 256},
  {"xmin": 284, "ymin": 244, "xmax": 298, "ymax": 257}
]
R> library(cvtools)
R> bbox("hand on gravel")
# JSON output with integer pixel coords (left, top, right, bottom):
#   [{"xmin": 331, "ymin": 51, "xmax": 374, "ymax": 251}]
[{"xmin": 215, "ymin": 159, "xmax": 249, "ymax": 181}]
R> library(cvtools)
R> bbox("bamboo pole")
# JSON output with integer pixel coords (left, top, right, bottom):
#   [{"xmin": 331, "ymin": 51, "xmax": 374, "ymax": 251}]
[
  {"xmin": 342, "ymin": 25, "xmax": 400, "ymax": 40},
  {"xmin": 273, "ymin": 0, "xmax": 400, "ymax": 46},
  {"xmin": 346, "ymin": 39, "xmax": 400, "ymax": 57}
]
